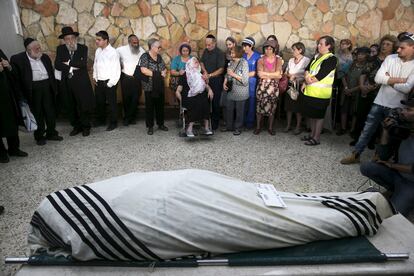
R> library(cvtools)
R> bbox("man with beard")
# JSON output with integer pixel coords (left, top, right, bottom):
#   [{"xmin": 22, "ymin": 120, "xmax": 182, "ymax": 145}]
[
  {"xmin": 93, "ymin": 30, "xmax": 121, "ymax": 131},
  {"xmin": 55, "ymin": 27, "xmax": 95, "ymax": 137},
  {"xmin": 10, "ymin": 38, "xmax": 62, "ymax": 146},
  {"xmin": 0, "ymin": 48, "xmax": 28, "ymax": 163},
  {"xmin": 116, "ymin": 34, "xmax": 145, "ymax": 126}
]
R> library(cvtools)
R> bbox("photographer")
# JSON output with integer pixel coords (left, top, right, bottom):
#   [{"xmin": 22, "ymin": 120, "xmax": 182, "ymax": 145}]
[
  {"xmin": 341, "ymin": 34, "xmax": 414, "ymax": 164},
  {"xmin": 360, "ymin": 100, "xmax": 414, "ymax": 217}
]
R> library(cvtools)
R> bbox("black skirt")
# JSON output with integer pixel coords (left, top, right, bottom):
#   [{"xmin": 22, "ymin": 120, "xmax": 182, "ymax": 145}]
[
  {"xmin": 301, "ymin": 94, "xmax": 330, "ymax": 119},
  {"xmin": 284, "ymin": 92, "xmax": 302, "ymax": 113},
  {"xmin": 183, "ymin": 91, "xmax": 210, "ymax": 122}
]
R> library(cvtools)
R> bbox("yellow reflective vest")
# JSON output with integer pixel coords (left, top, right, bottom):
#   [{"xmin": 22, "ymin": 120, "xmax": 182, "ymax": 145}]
[{"xmin": 304, "ymin": 53, "xmax": 336, "ymax": 99}]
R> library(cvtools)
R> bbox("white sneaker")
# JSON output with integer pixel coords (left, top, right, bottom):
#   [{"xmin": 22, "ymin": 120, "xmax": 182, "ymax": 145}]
[
  {"xmin": 205, "ymin": 128, "xmax": 213, "ymax": 135},
  {"xmin": 186, "ymin": 129, "xmax": 195, "ymax": 137}
]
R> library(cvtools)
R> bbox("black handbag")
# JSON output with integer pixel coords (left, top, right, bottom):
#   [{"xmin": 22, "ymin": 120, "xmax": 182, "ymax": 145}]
[
  {"xmin": 227, "ymin": 79, "xmax": 233, "ymax": 92},
  {"xmin": 133, "ymin": 53, "xmax": 149, "ymax": 82},
  {"xmin": 226, "ymin": 59, "xmax": 242, "ymax": 92}
]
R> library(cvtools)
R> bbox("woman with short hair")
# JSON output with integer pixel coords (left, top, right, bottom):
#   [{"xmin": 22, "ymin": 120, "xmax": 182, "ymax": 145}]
[
  {"xmin": 254, "ymin": 40, "xmax": 283, "ymax": 135},
  {"xmin": 223, "ymin": 45, "xmax": 249, "ymax": 135},
  {"xmin": 301, "ymin": 36, "xmax": 338, "ymax": 145},
  {"xmin": 283, "ymin": 42, "xmax": 310, "ymax": 135},
  {"xmin": 170, "ymin": 43, "xmax": 192, "ymax": 95},
  {"xmin": 140, "ymin": 38, "xmax": 168, "ymax": 135}
]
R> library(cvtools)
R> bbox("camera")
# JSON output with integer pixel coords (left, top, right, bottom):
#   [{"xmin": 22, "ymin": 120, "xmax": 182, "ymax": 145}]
[{"xmin": 383, "ymin": 98, "xmax": 414, "ymax": 140}]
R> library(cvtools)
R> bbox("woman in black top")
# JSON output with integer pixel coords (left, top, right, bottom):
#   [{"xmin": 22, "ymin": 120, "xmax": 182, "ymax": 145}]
[
  {"xmin": 175, "ymin": 57, "xmax": 214, "ymax": 137},
  {"xmin": 301, "ymin": 36, "xmax": 337, "ymax": 145},
  {"xmin": 140, "ymin": 38, "xmax": 168, "ymax": 135}
]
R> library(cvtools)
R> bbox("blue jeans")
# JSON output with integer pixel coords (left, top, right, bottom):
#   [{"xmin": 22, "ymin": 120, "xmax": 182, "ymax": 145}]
[
  {"xmin": 360, "ymin": 162, "xmax": 414, "ymax": 216},
  {"xmin": 354, "ymin": 104, "xmax": 391, "ymax": 154}
]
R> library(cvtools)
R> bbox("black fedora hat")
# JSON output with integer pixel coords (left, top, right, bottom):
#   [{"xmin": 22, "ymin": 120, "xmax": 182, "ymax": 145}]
[{"xmin": 59, "ymin": 26, "xmax": 79, "ymax": 39}]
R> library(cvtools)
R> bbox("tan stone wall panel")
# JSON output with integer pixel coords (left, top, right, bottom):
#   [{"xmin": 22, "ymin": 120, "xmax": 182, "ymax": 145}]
[{"xmin": 18, "ymin": 0, "xmax": 414, "ymax": 66}]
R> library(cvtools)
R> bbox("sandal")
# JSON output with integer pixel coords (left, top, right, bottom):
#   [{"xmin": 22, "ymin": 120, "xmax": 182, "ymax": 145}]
[
  {"xmin": 283, "ymin": 127, "xmax": 291, "ymax": 133},
  {"xmin": 268, "ymin": 129, "xmax": 276, "ymax": 136},
  {"xmin": 304, "ymin": 138, "xmax": 320, "ymax": 146},
  {"xmin": 253, "ymin": 128, "xmax": 261, "ymax": 135},
  {"xmin": 300, "ymin": 135, "xmax": 312, "ymax": 141},
  {"xmin": 293, "ymin": 128, "xmax": 302, "ymax": 135}
]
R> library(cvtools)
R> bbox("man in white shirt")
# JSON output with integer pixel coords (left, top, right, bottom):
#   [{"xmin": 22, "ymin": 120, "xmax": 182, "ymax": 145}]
[
  {"xmin": 116, "ymin": 34, "xmax": 145, "ymax": 126},
  {"xmin": 341, "ymin": 34, "xmax": 414, "ymax": 164},
  {"xmin": 93, "ymin": 30, "xmax": 121, "ymax": 131}
]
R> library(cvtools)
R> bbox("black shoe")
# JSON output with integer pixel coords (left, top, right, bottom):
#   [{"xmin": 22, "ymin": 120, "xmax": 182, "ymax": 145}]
[
  {"xmin": 368, "ymin": 142, "xmax": 375, "ymax": 150},
  {"xmin": 8, "ymin": 149, "xmax": 28, "ymax": 157},
  {"xmin": 93, "ymin": 120, "xmax": 105, "ymax": 127},
  {"xmin": 0, "ymin": 206, "xmax": 4, "ymax": 214},
  {"xmin": 36, "ymin": 139, "xmax": 47, "ymax": 146},
  {"xmin": 106, "ymin": 124, "xmax": 117, "ymax": 131},
  {"xmin": 123, "ymin": 119, "xmax": 129, "ymax": 127},
  {"xmin": 82, "ymin": 128, "xmax": 90, "ymax": 137},
  {"xmin": 349, "ymin": 140, "xmax": 356, "ymax": 146},
  {"xmin": 147, "ymin": 127, "xmax": 154, "ymax": 135},
  {"xmin": 233, "ymin": 129, "xmax": 241, "ymax": 136},
  {"xmin": 70, "ymin": 128, "xmax": 82, "ymax": 136},
  {"xmin": 336, "ymin": 129, "xmax": 346, "ymax": 136},
  {"xmin": 158, "ymin": 125, "xmax": 168, "ymax": 131},
  {"xmin": 47, "ymin": 135, "xmax": 63, "ymax": 141},
  {"xmin": 0, "ymin": 154, "xmax": 9, "ymax": 163},
  {"xmin": 129, "ymin": 119, "xmax": 137, "ymax": 125}
]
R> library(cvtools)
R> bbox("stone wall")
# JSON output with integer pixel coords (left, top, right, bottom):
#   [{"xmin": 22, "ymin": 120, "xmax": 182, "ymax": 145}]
[{"xmin": 19, "ymin": 0, "xmax": 414, "ymax": 63}]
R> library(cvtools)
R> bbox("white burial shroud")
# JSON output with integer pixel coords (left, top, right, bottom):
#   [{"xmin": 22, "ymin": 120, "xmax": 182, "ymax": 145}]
[{"xmin": 28, "ymin": 169, "xmax": 396, "ymax": 261}]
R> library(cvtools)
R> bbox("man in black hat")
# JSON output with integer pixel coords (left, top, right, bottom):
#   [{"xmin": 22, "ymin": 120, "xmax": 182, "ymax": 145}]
[
  {"xmin": 0, "ymin": 48, "xmax": 28, "ymax": 163},
  {"xmin": 55, "ymin": 27, "xmax": 95, "ymax": 136},
  {"xmin": 10, "ymin": 38, "xmax": 62, "ymax": 145}
]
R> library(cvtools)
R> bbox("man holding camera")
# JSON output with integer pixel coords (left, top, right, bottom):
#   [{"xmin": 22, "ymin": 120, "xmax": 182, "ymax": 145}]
[
  {"xmin": 360, "ymin": 101, "xmax": 414, "ymax": 217},
  {"xmin": 341, "ymin": 34, "xmax": 414, "ymax": 164}
]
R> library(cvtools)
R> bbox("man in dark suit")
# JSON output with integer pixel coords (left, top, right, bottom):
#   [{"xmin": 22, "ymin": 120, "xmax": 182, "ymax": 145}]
[
  {"xmin": 10, "ymin": 38, "xmax": 63, "ymax": 145},
  {"xmin": 0, "ymin": 49, "xmax": 28, "ymax": 163},
  {"xmin": 55, "ymin": 27, "xmax": 95, "ymax": 136}
]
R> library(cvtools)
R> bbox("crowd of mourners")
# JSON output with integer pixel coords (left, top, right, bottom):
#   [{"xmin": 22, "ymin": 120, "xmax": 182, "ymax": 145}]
[{"xmin": 1, "ymin": 26, "xmax": 414, "ymax": 217}]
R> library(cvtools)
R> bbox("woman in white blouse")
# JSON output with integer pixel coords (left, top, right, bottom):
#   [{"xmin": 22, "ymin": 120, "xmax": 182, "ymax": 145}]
[{"xmin": 283, "ymin": 42, "xmax": 310, "ymax": 135}]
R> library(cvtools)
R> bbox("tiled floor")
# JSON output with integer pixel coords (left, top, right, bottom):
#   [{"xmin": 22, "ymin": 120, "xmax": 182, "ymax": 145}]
[{"xmin": 0, "ymin": 120, "xmax": 409, "ymax": 275}]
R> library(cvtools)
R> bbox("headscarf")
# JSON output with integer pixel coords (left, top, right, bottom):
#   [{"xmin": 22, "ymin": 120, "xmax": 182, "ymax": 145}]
[{"xmin": 185, "ymin": 57, "xmax": 206, "ymax": 97}]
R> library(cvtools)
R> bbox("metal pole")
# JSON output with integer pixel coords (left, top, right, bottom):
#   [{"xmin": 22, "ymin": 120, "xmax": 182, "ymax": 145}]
[
  {"xmin": 5, "ymin": 257, "xmax": 29, "ymax": 264},
  {"xmin": 384, "ymin": 253, "xmax": 409, "ymax": 260},
  {"xmin": 197, "ymin": 259, "xmax": 228, "ymax": 266}
]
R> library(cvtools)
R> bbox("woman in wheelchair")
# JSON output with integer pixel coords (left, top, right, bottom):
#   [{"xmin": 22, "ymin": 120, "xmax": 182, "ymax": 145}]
[{"xmin": 175, "ymin": 57, "xmax": 214, "ymax": 137}]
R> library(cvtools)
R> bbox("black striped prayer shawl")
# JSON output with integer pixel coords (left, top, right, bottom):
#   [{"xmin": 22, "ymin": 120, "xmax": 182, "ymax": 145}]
[{"xmin": 28, "ymin": 169, "xmax": 396, "ymax": 261}]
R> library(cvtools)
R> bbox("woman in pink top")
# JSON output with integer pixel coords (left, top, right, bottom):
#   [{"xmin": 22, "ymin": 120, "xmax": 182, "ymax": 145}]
[{"xmin": 254, "ymin": 40, "xmax": 283, "ymax": 135}]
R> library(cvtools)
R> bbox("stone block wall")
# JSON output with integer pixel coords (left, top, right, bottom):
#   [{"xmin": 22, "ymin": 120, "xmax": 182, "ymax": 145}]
[{"xmin": 19, "ymin": 0, "xmax": 414, "ymax": 64}]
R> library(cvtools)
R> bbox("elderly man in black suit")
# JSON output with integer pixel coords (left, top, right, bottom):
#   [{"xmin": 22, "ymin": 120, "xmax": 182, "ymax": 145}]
[
  {"xmin": 55, "ymin": 27, "xmax": 95, "ymax": 137},
  {"xmin": 0, "ymin": 49, "xmax": 28, "ymax": 163},
  {"xmin": 10, "ymin": 38, "xmax": 63, "ymax": 146}
]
